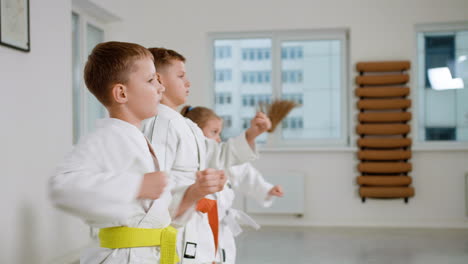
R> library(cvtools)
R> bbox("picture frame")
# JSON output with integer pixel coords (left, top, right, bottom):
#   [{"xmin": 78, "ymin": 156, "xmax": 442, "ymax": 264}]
[{"xmin": 0, "ymin": 0, "xmax": 30, "ymax": 52}]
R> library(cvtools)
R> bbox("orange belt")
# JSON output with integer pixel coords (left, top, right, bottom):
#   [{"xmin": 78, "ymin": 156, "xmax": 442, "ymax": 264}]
[{"xmin": 196, "ymin": 198, "xmax": 219, "ymax": 254}]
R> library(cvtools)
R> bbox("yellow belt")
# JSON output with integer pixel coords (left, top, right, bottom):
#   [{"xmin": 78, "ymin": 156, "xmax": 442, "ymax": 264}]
[{"xmin": 99, "ymin": 226, "xmax": 179, "ymax": 264}]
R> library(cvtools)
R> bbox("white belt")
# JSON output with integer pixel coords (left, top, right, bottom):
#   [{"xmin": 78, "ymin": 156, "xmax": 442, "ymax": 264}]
[{"xmin": 222, "ymin": 208, "xmax": 260, "ymax": 237}]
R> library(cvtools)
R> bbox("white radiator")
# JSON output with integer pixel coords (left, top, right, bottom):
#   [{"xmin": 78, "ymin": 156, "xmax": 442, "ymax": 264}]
[{"xmin": 245, "ymin": 171, "xmax": 305, "ymax": 217}]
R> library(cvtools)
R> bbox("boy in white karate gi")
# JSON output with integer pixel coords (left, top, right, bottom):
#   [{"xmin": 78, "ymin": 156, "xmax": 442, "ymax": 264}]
[
  {"xmin": 142, "ymin": 48, "xmax": 272, "ymax": 264},
  {"xmin": 49, "ymin": 41, "xmax": 226, "ymax": 264},
  {"xmin": 181, "ymin": 106, "xmax": 284, "ymax": 264}
]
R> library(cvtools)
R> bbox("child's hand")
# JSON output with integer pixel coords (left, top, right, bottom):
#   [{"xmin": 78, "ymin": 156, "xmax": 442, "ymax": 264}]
[
  {"xmin": 192, "ymin": 168, "xmax": 226, "ymax": 197},
  {"xmin": 137, "ymin": 171, "xmax": 168, "ymax": 200},
  {"xmin": 174, "ymin": 169, "xmax": 226, "ymax": 217},
  {"xmin": 268, "ymin": 185, "xmax": 284, "ymax": 197},
  {"xmin": 246, "ymin": 112, "xmax": 272, "ymax": 143}
]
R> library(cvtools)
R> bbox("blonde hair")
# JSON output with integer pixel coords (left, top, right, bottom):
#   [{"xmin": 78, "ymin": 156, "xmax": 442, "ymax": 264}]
[
  {"xmin": 147, "ymin": 47, "xmax": 186, "ymax": 72},
  {"xmin": 180, "ymin": 105, "xmax": 221, "ymax": 129}
]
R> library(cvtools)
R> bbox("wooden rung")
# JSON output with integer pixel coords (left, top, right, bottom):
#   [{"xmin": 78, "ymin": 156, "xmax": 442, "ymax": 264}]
[
  {"xmin": 359, "ymin": 186, "xmax": 415, "ymax": 198},
  {"xmin": 356, "ymin": 74, "xmax": 409, "ymax": 85},
  {"xmin": 357, "ymin": 99, "xmax": 411, "ymax": 110},
  {"xmin": 357, "ymin": 124, "xmax": 410, "ymax": 135},
  {"xmin": 355, "ymin": 86, "xmax": 410, "ymax": 98},
  {"xmin": 358, "ymin": 162, "xmax": 412, "ymax": 173},
  {"xmin": 356, "ymin": 61, "xmax": 411, "ymax": 72},
  {"xmin": 357, "ymin": 176, "xmax": 412, "ymax": 186},
  {"xmin": 357, "ymin": 138, "xmax": 412, "ymax": 148},
  {"xmin": 358, "ymin": 112, "xmax": 412, "ymax": 123},
  {"xmin": 358, "ymin": 150, "xmax": 411, "ymax": 160}
]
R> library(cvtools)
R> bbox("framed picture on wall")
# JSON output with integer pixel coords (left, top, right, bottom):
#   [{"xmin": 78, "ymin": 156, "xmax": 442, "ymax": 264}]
[{"xmin": 0, "ymin": 0, "xmax": 30, "ymax": 52}]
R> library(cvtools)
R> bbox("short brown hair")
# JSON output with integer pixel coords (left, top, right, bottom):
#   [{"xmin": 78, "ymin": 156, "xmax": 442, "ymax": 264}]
[
  {"xmin": 84, "ymin": 41, "xmax": 153, "ymax": 106},
  {"xmin": 147, "ymin": 47, "xmax": 186, "ymax": 72},
  {"xmin": 181, "ymin": 105, "xmax": 220, "ymax": 129}
]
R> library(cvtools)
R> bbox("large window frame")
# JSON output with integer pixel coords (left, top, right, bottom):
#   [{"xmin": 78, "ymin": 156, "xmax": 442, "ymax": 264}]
[
  {"xmin": 208, "ymin": 29, "xmax": 349, "ymax": 149},
  {"xmin": 414, "ymin": 22, "xmax": 468, "ymax": 150},
  {"xmin": 72, "ymin": 7, "xmax": 108, "ymax": 144}
]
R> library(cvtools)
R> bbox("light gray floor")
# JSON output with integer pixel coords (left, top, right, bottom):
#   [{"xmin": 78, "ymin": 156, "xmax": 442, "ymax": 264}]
[{"xmin": 236, "ymin": 226, "xmax": 468, "ymax": 264}]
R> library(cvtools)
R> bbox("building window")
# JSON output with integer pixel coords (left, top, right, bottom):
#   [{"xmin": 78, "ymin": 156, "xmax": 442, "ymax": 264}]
[
  {"xmin": 215, "ymin": 46, "xmax": 231, "ymax": 59},
  {"xmin": 282, "ymin": 70, "xmax": 303, "ymax": 83},
  {"xmin": 242, "ymin": 71, "xmax": 271, "ymax": 84},
  {"xmin": 215, "ymin": 92, "xmax": 232, "ymax": 105},
  {"xmin": 242, "ymin": 48, "xmax": 271, "ymax": 61},
  {"xmin": 221, "ymin": 115, "xmax": 232, "ymax": 128},
  {"xmin": 211, "ymin": 31, "xmax": 348, "ymax": 147},
  {"xmin": 215, "ymin": 69, "xmax": 232, "ymax": 82},
  {"xmin": 240, "ymin": 94, "xmax": 271, "ymax": 107},
  {"xmin": 417, "ymin": 26, "xmax": 468, "ymax": 142},
  {"xmin": 282, "ymin": 46, "xmax": 303, "ymax": 60},
  {"xmin": 282, "ymin": 93, "xmax": 303, "ymax": 105},
  {"xmin": 282, "ymin": 117, "xmax": 304, "ymax": 130},
  {"xmin": 242, "ymin": 118, "xmax": 250, "ymax": 129}
]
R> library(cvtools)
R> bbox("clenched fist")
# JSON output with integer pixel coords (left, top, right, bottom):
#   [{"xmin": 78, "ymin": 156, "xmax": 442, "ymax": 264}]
[
  {"xmin": 268, "ymin": 185, "xmax": 284, "ymax": 197},
  {"xmin": 246, "ymin": 112, "xmax": 272, "ymax": 144},
  {"xmin": 174, "ymin": 169, "xmax": 227, "ymax": 217},
  {"xmin": 137, "ymin": 171, "xmax": 168, "ymax": 200},
  {"xmin": 192, "ymin": 168, "xmax": 226, "ymax": 197}
]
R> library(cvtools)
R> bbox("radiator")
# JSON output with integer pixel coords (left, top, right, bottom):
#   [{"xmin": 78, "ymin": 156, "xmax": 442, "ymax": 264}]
[{"xmin": 245, "ymin": 171, "xmax": 305, "ymax": 217}]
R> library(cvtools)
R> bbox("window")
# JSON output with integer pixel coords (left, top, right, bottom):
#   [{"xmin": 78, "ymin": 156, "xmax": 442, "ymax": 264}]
[
  {"xmin": 211, "ymin": 30, "xmax": 348, "ymax": 147},
  {"xmin": 215, "ymin": 46, "xmax": 231, "ymax": 59},
  {"xmin": 242, "ymin": 118, "xmax": 250, "ymax": 129},
  {"xmin": 282, "ymin": 117, "xmax": 304, "ymax": 130},
  {"xmin": 215, "ymin": 92, "xmax": 232, "ymax": 105},
  {"xmin": 282, "ymin": 46, "xmax": 303, "ymax": 60},
  {"xmin": 220, "ymin": 115, "xmax": 232, "ymax": 128},
  {"xmin": 215, "ymin": 69, "xmax": 232, "ymax": 82},
  {"xmin": 242, "ymin": 71, "xmax": 270, "ymax": 84},
  {"xmin": 282, "ymin": 70, "xmax": 303, "ymax": 83},
  {"xmin": 72, "ymin": 11, "xmax": 107, "ymax": 144},
  {"xmin": 417, "ymin": 25, "xmax": 468, "ymax": 143},
  {"xmin": 242, "ymin": 48, "xmax": 270, "ymax": 61},
  {"xmin": 282, "ymin": 93, "xmax": 303, "ymax": 104},
  {"xmin": 240, "ymin": 94, "xmax": 271, "ymax": 107}
]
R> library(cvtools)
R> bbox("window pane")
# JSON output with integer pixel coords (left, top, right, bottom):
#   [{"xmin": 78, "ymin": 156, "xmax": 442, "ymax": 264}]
[
  {"xmin": 425, "ymin": 36, "xmax": 455, "ymax": 88},
  {"xmin": 418, "ymin": 30, "xmax": 468, "ymax": 141},
  {"xmin": 86, "ymin": 23, "xmax": 106, "ymax": 134},
  {"xmin": 426, "ymin": 127, "xmax": 456, "ymax": 140},
  {"xmin": 214, "ymin": 39, "xmax": 272, "ymax": 142},
  {"xmin": 281, "ymin": 40, "xmax": 342, "ymax": 140}
]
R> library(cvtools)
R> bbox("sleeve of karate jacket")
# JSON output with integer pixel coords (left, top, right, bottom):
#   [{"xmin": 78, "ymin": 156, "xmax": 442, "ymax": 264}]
[
  {"xmin": 229, "ymin": 163, "xmax": 275, "ymax": 207},
  {"xmin": 49, "ymin": 136, "xmax": 144, "ymax": 223},
  {"xmin": 205, "ymin": 131, "xmax": 259, "ymax": 170}
]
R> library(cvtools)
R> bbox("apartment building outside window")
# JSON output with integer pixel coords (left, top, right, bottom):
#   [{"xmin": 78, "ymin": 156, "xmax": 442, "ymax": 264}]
[{"xmin": 210, "ymin": 30, "xmax": 348, "ymax": 147}]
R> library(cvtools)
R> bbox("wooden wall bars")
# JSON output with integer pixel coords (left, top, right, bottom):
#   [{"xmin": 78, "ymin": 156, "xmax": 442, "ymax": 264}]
[{"xmin": 355, "ymin": 61, "xmax": 415, "ymax": 203}]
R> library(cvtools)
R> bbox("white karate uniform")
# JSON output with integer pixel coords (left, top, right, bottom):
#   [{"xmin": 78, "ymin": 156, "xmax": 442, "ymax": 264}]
[
  {"xmin": 49, "ymin": 118, "xmax": 187, "ymax": 264},
  {"xmin": 217, "ymin": 163, "xmax": 275, "ymax": 264},
  {"xmin": 142, "ymin": 104, "xmax": 258, "ymax": 264}
]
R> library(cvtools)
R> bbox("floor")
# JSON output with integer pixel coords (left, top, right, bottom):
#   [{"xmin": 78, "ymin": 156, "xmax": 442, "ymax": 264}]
[{"xmin": 236, "ymin": 226, "xmax": 468, "ymax": 264}]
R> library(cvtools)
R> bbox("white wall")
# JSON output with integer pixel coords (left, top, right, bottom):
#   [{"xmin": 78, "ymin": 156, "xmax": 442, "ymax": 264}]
[
  {"xmin": 104, "ymin": 0, "xmax": 468, "ymax": 227},
  {"xmin": 0, "ymin": 0, "xmax": 94, "ymax": 263}
]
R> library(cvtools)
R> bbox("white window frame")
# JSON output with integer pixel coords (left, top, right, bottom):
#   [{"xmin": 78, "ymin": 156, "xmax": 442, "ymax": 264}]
[
  {"xmin": 208, "ymin": 29, "xmax": 349, "ymax": 149},
  {"xmin": 414, "ymin": 22, "xmax": 468, "ymax": 151},
  {"xmin": 72, "ymin": 6, "xmax": 109, "ymax": 143}
]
